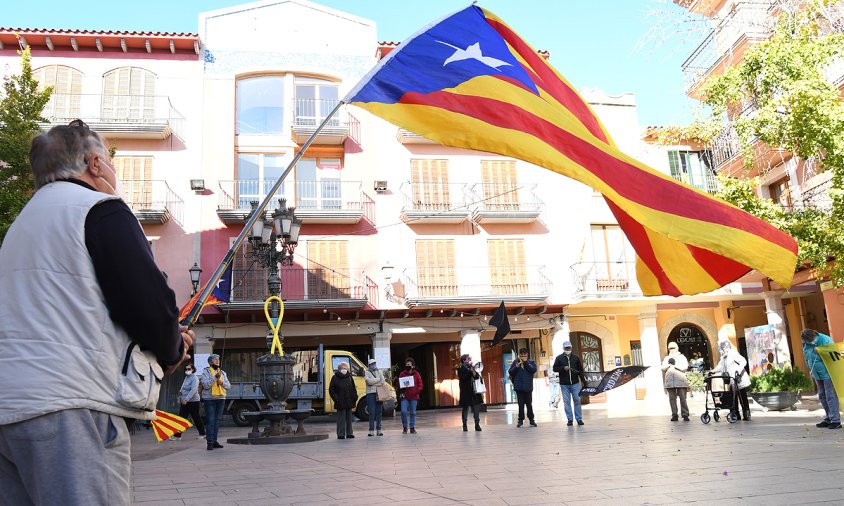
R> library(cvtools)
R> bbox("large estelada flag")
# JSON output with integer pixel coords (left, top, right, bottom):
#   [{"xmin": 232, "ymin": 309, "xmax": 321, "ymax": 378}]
[
  {"xmin": 178, "ymin": 263, "xmax": 232, "ymax": 323},
  {"xmin": 344, "ymin": 6, "xmax": 798, "ymax": 296},
  {"xmin": 580, "ymin": 366, "xmax": 648, "ymax": 396}
]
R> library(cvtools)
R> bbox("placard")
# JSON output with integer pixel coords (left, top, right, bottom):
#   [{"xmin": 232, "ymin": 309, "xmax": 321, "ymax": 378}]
[{"xmin": 398, "ymin": 375, "xmax": 415, "ymax": 389}]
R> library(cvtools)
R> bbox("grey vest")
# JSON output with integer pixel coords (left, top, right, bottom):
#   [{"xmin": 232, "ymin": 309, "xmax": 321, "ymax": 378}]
[{"xmin": 0, "ymin": 181, "xmax": 158, "ymax": 424}]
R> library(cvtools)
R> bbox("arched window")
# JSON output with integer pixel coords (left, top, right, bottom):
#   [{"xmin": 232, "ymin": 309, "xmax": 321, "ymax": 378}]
[
  {"xmin": 236, "ymin": 75, "xmax": 284, "ymax": 135},
  {"xmin": 33, "ymin": 65, "xmax": 82, "ymax": 120},
  {"xmin": 571, "ymin": 332, "xmax": 604, "ymax": 383},
  {"xmin": 101, "ymin": 67, "xmax": 156, "ymax": 121}
]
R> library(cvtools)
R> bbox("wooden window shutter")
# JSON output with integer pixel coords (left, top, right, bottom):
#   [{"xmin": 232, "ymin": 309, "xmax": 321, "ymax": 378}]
[
  {"xmin": 34, "ymin": 65, "xmax": 82, "ymax": 119},
  {"xmin": 415, "ymin": 239, "xmax": 455, "ymax": 297},
  {"xmin": 481, "ymin": 160, "xmax": 518, "ymax": 210},
  {"xmin": 307, "ymin": 241, "xmax": 349, "ymax": 299},
  {"xmin": 411, "ymin": 159, "xmax": 449, "ymax": 210},
  {"xmin": 231, "ymin": 237, "xmax": 267, "ymax": 301},
  {"xmin": 488, "ymin": 239, "xmax": 527, "ymax": 294},
  {"xmin": 113, "ymin": 156, "xmax": 153, "ymax": 208}
]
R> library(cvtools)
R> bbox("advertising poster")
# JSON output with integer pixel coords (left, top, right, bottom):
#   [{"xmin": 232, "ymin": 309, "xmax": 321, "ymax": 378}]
[{"xmin": 744, "ymin": 324, "xmax": 776, "ymax": 375}]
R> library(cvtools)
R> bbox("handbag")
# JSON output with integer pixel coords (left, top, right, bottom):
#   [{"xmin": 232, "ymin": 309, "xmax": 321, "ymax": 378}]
[
  {"xmin": 376, "ymin": 384, "xmax": 390, "ymax": 402},
  {"xmin": 473, "ymin": 376, "xmax": 487, "ymax": 395}
]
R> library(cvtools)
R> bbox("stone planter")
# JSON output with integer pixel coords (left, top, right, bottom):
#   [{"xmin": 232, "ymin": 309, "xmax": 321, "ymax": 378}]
[{"xmin": 749, "ymin": 391, "xmax": 800, "ymax": 411}]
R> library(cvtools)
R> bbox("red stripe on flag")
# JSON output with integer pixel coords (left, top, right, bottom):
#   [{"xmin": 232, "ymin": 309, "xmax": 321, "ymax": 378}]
[
  {"xmin": 155, "ymin": 410, "xmax": 191, "ymax": 431},
  {"xmin": 605, "ymin": 199, "xmax": 683, "ymax": 296},
  {"xmin": 484, "ymin": 16, "xmax": 610, "ymax": 145},
  {"xmin": 153, "ymin": 424, "xmax": 168, "ymax": 441},
  {"xmin": 686, "ymin": 244, "xmax": 752, "ymax": 286},
  {"xmin": 398, "ymin": 89, "xmax": 795, "ymax": 252}
]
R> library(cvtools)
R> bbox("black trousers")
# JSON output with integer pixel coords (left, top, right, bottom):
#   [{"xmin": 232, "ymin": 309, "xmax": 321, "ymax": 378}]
[
  {"xmin": 462, "ymin": 403, "xmax": 480, "ymax": 425},
  {"xmin": 176, "ymin": 401, "xmax": 206, "ymax": 436},
  {"xmin": 516, "ymin": 390, "xmax": 534, "ymax": 422},
  {"xmin": 735, "ymin": 387, "xmax": 750, "ymax": 419}
]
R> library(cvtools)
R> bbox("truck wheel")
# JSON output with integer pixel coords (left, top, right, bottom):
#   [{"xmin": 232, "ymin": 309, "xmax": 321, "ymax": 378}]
[
  {"xmin": 231, "ymin": 402, "xmax": 253, "ymax": 427},
  {"xmin": 355, "ymin": 398, "xmax": 369, "ymax": 421}
]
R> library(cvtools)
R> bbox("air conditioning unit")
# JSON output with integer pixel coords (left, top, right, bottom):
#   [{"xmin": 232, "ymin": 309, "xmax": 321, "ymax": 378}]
[{"xmin": 373, "ymin": 180, "xmax": 388, "ymax": 193}]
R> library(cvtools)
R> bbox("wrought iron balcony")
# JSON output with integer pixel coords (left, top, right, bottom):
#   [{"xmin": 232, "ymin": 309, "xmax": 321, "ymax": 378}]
[
  {"xmin": 291, "ymin": 98, "xmax": 348, "ymax": 144},
  {"xmin": 399, "ymin": 265, "xmax": 552, "ymax": 307},
  {"xmin": 799, "ymin": 173, "xmax": 834, "ymax": 212},
  {"xmin": 217, "ymin": 180, "xmax": 370, "ymax": 224},
  {"xmin": 470, "ymin": 183, "xmax": 543, "ymax": 223},
  {"xmin": 399, "ymin": 181, "xmax": 471, "ymax": 223},
  {"xmin": 669, "ymin": 167, "xmax": 719, "ymax": 194},
  {"xmin": 225, "ymin": 267, "xmax": 377, "ymax": 310},
  {"xmin": 121, "ymin": 179, "xmax": 184, "ymax": 225},
  {"xmin": 40, "ymin": 93, "xmax": 185, "ymax": 139},
  {"xmin": 570, "ymin": 262, "xmax": 642, "ymax": 299},
  {"xmin": 681, "ymin": 2, "xmax": 773, "ymax": 93}
]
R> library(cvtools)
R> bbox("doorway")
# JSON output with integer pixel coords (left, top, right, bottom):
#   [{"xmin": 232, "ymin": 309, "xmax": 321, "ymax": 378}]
[{"xmin": 667, "ymin": 323, "xmax": 712, "ymax": 370}]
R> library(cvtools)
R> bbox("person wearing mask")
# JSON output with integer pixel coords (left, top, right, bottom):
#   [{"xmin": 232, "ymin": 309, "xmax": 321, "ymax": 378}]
[
  {"xmin": 329, "ymin": 361, "xmax": 358, "ymax": 439},
  {"xmin": 398, "ymin": 358, "xmax": 423, "ymax": 434},
  {"xmin": 200, "ymin": 354, "xmax": 231, "ymax": 450},
  {"xmin": 0, "ymin": 121, "xmax": 191, "ymax": 505},
  {"xmin": 711, "ymin": 340, "xmax": 751, "ymax": 421},
  {"xmin": 553, "ymin": 341, "xmax": 588, "ymax": 426},
  {"xmin": 171, "ymin": 363, "xmax": 206, "ymax": 440},
  {"xmin": 509, "ymin": 348, "xmax": 538, "ymax": 428},
  {"xmin": 457, "ymin": 354, "xmax": 483, "ymax": 432},
  {"xmin": 802, "ymin": 329, "xmax": 841, "ymax": 429},
  {"xmin": 662, "ymin": 342, "xmax": 690, "ymax": 422},
  {"xmin": 364, "ymin": 358, "xmax": 385, "ymax": 437}
]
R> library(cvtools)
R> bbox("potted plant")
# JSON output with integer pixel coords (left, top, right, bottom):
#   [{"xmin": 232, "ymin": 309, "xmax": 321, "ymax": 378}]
[{"xmin": 749, "ymin": 365, "xmax": 814, "ymax": 411}]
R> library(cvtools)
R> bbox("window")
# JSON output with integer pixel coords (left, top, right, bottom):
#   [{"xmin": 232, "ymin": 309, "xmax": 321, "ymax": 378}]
[
  {"xmin": 411, "ymin": 159, "xmax": 450, "ymax": 210},
  {"xmin": 415, "ymin": 239, "xmax": 456, "ymax": 297},
  {"xmin": 488, "ymin": 239, "xmax": 528, "ymax": 294},
  {"xmin": 571, "ymin": 332, "xmax": 604, "ymax": 383},
  {"xmin": 294, "ymin": 77, "xmax": 339, "ymax": 127},
  {"xmin": 34, "ymin": 65, "xmax": 82, "ymax": 119},
  {"xmin": 101, "ymin": 67, "xmax": 156, "ymax": 121},
  {"xmin": 591, "ymin": 224, "xmax": 633, "ymax": 291},
  {"xmin": 231, "ymin": 235, "xmax": 268, "ymax": 302},
  {"xmin": 236, "ymin": 153, "xmax": 286, "ymax": 209},
  {"xmin": 667, "ymin": 150, "xmax": 715, "ymax": 193},
  {"xmin": 237, "ymin": 76, "xmax": 284, "ymax": 135},
  {"xmin": 331, "ymin": 355, "xmax": 363, "ymax": 376},
  {"xmin": 306, "ymin": 240, "xmax": 350, "ymax": 299},
  {"xmin": 481, "ymin": 160, "xmax": 520, "ymax": 210},
  {"xmin": 113, "ymin": 156, "xmax": 152, "ymax": 208},
  {"xmin": 295, "ymin": 157, "xmax": 342, "ymax": 209},
  {"xmin": 769, "ymin": 177, "xmax": 792, "ymax": 209}
]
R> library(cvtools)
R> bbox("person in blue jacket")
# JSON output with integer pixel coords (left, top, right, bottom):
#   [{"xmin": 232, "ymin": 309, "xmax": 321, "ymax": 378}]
[
  {"xmin": 802, "ymin": 329, "xmax": 841, "ymax": 429},
  {"xmin": 509, "ymin": 347, "xmax": 537, "ymax": 428}
]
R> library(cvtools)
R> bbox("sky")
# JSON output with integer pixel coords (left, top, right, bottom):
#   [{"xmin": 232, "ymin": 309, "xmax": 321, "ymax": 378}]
[{"xmin": 3, "ymin": 0, "xmax": 707, "ymax": 126}]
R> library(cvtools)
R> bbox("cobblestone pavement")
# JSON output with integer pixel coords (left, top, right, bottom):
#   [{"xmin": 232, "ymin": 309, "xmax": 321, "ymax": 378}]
[{"xmin": 131, "ymin": 400, "xmax": 844, "ymax": 505}]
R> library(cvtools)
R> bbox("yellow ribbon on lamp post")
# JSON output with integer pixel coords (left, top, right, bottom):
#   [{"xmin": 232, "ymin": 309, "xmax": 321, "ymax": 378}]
[{"xmin": 264, "ymin": 295, "xmax": 285, "ymax": 356}]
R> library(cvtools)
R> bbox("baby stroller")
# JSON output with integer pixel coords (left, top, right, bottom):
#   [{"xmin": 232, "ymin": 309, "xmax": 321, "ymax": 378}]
[{"xmin": 700, "ymin": 373, "xmax": 739, "ymax": 424}]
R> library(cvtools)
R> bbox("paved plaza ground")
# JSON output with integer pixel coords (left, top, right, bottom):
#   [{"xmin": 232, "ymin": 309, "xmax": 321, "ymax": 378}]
[{"xmin": 131, "ymin": 398, "xmax": 844, "ymax": 506}]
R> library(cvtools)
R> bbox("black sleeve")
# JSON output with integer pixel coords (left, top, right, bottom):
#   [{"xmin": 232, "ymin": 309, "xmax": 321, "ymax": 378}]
[
  {"xmin": 85, "ymin": 200, "xmax": 183, "ymax": 365},
  {"xmin": 552, "ymin": 355, "xmax": 563, "ymax": 373}
]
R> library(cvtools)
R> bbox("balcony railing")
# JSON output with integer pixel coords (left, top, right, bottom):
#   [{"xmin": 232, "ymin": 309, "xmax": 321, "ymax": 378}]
[
  {"xmin": 216, "ymin": 180, "xmax": 368, "ymax": 224},
  {"xmin": 681, "ymin": 1, "xmax": 773, "ymax": 92},
  {"xmin": 229, "ymin": 267, "xmax": 376, "ymax": 309},
  {"xmin": 40, "ymin": 93, "xmax": 185, "ymax": 139},
  {"xmin": 470, "ymin": 183, "xmax": 543, "ymax": 222},
  {"xmin": 669, "ymin": 169, "xmax": 719, "ymax": 194},
  {"xmin": 799, "ymin": 174, "xmax": 834, "ymax": 212},
  {"xmin": 570, "ymin": 262, "xmax": 642, "ymax": 299},
  {"xmin": 121, "ymin": 179, "xmax": 184, "ymax": 225},
  {"xmin": 399, "ymin": 181, "xmax": 471, "ymax": 223},
  {"xmin": 400, "ymin": 265, "xmax": 552, "ymax": 306},
  {"xmin": 291, "ymin": 98, "xmax": 348, "ymax": 144}
]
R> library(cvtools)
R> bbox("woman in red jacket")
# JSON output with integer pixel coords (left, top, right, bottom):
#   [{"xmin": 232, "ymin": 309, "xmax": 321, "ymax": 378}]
[{"xmin": 397, "ymin": 357, "xmax": 423, "ymax": 434}]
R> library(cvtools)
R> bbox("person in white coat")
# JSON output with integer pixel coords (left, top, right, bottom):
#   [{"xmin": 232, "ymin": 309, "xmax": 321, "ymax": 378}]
[
  {"xmin": 711, "ymin": 340, "xmax": 751, "ymax": 421},
  {"xmin": 661, "ymin": 342, "xmax": 690, "ymax": 421}
]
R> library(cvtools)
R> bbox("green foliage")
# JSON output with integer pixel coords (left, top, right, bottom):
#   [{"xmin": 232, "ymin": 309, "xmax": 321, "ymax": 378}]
[
  {"xmin": 715, "ymin": 174, "xmax": 844, "ymax": 286},
  {"xmin": 749, "ymin": 364, "xmax": 814, "ymax": 392},
  {"xmin": 687, "ymin": 370, "xmax": 705, "ymax": 392},
  {"xmin": 0, "ymin": 46, "xmax": 52, "ymax": 243}
]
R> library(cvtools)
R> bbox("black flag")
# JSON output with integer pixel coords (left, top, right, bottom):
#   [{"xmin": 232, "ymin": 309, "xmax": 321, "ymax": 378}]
[
  {"xmin": 579, "ymin": 366, "xmax": 648, "ymax": 396},
  {"xmin": 489, "ymin": 301, "xmax": 510, "ymax": 346}
]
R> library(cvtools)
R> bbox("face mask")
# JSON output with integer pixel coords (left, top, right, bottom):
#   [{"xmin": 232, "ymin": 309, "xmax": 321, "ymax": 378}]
[
  {"xmin": 339, "ymin": 369, "xmax": 348, "ymax": 374},
  {"xmin": 564, "ymin": 350, "xmax": 571, "ymax": 355},
  {"xmin": 96, "ymin": 156, "xmax": 125, "ymax": 199},
  {"xmin": 185, "ymin": 370, "xmax": 193, "ymax": 376},
  {"xmin": 405, "ymin": 365, "xmax": 412, "ymax": 371},
  {"xmin": 369, "ymin": 363, "xmax": 377, "ymax": 370},
  {"xmin": 211, "ymin": 364, "xmax": 219, "ymax": 370}
]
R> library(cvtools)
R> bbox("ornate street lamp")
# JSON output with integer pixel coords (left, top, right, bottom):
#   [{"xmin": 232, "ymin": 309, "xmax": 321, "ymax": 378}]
[
  {"xmin": 188, "ymin": 262, "xmax": 202, "ymax": 296},
  {"xmin": 247, "ymin": 198, "xmax": 301, "ymax": 300}
]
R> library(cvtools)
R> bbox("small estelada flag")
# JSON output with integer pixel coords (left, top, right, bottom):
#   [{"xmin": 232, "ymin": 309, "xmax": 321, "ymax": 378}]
[
  {"xmin": 178, "ymin": 263, "xmax": 232, "ymax": 323},
  {"xmin": 151, "ymin": 409, "xmax": 193, "ymax": 442}
]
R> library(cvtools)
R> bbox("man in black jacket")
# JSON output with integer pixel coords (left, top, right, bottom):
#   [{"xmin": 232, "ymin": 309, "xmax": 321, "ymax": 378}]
[
  {"xmin": 553, "ymin": 340, "xmax": 587, "ymax": 426},
  {"xmin": 509, "ymin": 348, "xmax": 537, "ymax": 428}
]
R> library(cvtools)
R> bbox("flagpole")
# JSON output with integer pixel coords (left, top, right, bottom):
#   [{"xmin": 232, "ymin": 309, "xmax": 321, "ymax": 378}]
[{"xmin": 181, "ymin": 101, "xmax": 346, "ymax": 327}]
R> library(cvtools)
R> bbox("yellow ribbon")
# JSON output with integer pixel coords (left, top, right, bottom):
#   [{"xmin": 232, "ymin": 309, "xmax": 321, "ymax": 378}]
[{"xmin": 263, "ymin": 296, "xmax": 285, "ymax": 356}]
